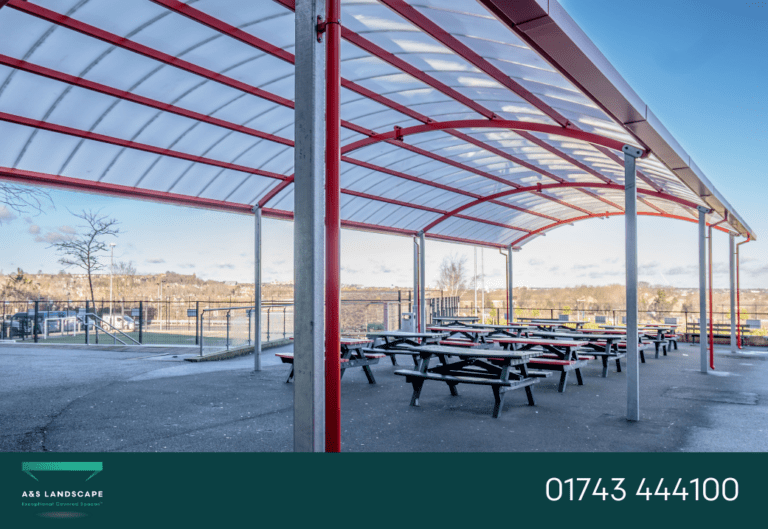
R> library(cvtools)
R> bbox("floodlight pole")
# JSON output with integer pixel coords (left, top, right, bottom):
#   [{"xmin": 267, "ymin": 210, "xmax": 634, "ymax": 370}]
[
  {"xmin": 500, "ymin": 244, "xmax": 515, "ymax": 323},
  {"xmin": 698, "ymin": 205, "xmax": 709, "ymax": 373},
  {"xmin": 324, "ymin": 0, "xmax": 342, "ymax": 453},
  {"xmin": 253, "ymin": 205, "xmax": 262, "ymax": 372},
  {"xmin": 293, "ymin": 0, "xmax": 326, "ymax": 453},
  {"xmin": 729, "ymin": 234, "xmax": 736, "ymax": 353},
  {"xmin": 623, "ymin": 144, "xmax": 642, "ymax": 422},
  {"xmin": 419, "ymin": 231, "xmax": 426, "ymax": 331}
]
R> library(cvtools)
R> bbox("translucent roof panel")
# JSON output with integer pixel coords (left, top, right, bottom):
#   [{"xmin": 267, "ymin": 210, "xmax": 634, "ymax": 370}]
[{"xmin": 0, "ymin": 0, "xmax": 752, "ymax": 249}]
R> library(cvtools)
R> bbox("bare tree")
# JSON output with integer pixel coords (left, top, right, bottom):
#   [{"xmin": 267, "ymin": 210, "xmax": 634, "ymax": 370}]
[
  {"xmin": 0, "ymin": 268, "xmax": 39, "ymax": 301},
  {"xmin": 49, "ymin": 210, "xmax": 120, "ymax": 305},
  {"xmin": 436, "ymin": 253, "xmax": 468, "ymax": 297},
  {"xmin": 0, "ymin": 183, "xmax": 51, "ymax": 221},
  {"xmin": 114, "ymin": 260, "xmax": 137, "ymax": 298}
]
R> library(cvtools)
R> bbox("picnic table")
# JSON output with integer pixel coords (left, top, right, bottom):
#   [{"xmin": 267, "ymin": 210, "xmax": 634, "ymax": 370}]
[
  {"xmin": 524, "ymin": 319, "xmax": 588, "ymax": 331},
  {"xmin": 276, "ymin": 338, "xmax": 384, "ymax": 384},
  {"xmin": 366, "ymin": 330, "xmax": 446, "ymax": 366},
  {"xmin": 427, "ymin": 325, "xmax": 496, "ymax": 344},
  {"xmin": 600, "ymin": 325, "xmax": 678, "ymax": 356},
  {"xmin": 490, "ymin": 337, "xmax": 589, "ymax": 392},
  {"xmin": 431, "ymin": 316, "xmax": 480, "ymax": 326},
  {"xmin": 392, "ymin": 343, "xmax": 543, "ymax": 418},
  {"xmin": 465, "ymin": 323, "xmax": 535, "ymax": 339},
  {"xmin": 527, "ymin": 330, "xmax": 633, "ymax": 377}
]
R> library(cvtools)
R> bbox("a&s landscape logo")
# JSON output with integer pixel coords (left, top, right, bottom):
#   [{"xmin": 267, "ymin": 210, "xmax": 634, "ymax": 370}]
[{"xmin": 20, "ymin": 461, "xmax": 104, "ymax": 519}]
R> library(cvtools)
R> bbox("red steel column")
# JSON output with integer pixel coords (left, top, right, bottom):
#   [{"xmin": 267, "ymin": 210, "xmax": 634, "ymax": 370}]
[{"xmin": 324, "ymin": 0, "xmax": 341, "ymax": 453}]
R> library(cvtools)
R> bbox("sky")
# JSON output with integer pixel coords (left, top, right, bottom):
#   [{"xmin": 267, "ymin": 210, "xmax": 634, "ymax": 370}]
[{"xmin": 0, "ymin": 0, "xmax": 766, "ymax": 292}]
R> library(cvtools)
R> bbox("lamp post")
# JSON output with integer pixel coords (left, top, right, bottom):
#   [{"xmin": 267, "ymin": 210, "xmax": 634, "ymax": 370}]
[{"xmin": 109, "ymin": 243, "xmax": 116, "ymax": 324}]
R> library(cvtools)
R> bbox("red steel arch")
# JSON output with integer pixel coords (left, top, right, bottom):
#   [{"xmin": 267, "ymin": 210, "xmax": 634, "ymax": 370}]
[
  {"xmin": 341, "ymin": 119, "xmax": 649, "ymax": 157},
  {"xmin": 421, "ymin": 183, "xmax": 704, "ymax": 234},
  {"xmin": 511, "ymin": 212, "xmax": 731, "ymax": 247}
]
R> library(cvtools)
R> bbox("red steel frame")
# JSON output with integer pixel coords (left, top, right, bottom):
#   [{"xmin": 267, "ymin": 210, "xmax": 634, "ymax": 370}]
[
  {"xmin": 325, "ymin": 0, "xmax": 342, "ymax": 453},
  {"xmin": 0, "ymin": 0, "xmax": 751, "ymax": 451}
]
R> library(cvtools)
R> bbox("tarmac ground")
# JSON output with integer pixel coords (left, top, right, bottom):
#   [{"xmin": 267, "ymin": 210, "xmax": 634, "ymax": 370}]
[{"xmin": 1, "ymin": 342, "xmax": 766, "ymax": 452}]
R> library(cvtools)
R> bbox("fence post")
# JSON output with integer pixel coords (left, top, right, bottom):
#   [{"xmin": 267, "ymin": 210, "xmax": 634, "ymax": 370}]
[
  {"xmin": 226, "ymin": 310, "xmax": 230, "ymax": 351},
  {"xmin": 194, "ymin": 301, "xmax": 198, "ymax": 346},
  {"xmin": 267, "ymin": 307, "xmax": 271, "ymax": 342},
  {"xmin": 33, "ymin": 300, "xmax": 39, "ymax": 343},
  {"xmin": 199, "ymin": 310, "xmax": 204, "ymax": 356},
  {"xmin": 85, "ymin": 300, "xmax": 90, "ymax": 345},
  {"xmin": 139, "ymin": 301, "xmax": 144, "ymax": 344},
  {"xmin": 248, "ymin": 307, "xmax": 252, "ymax": 346},
  {"xmin": 283, "ymin": 306, "xmax": 287, "ymax": 338}
]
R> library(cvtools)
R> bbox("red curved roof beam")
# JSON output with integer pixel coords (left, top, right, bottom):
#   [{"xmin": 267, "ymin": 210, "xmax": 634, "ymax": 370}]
[
  {"xmin": 0, "ymin": 111, "xmax": 290, "ymax": 182},
  {"xmin": 13, "ymin": 0, "xmax": 596, "ymax": 219},
  {"xmin": 342, "ymin": 120, "xmax": 638, "ymax": 156},
  {"xmin": 0, "ymin": 167, "xmax": 508, "ymax": 248},
  {"xmin": 0, "ymin": 54, "xmax": 295, "ymax": 147},
  {"xmin": 512, "ymin": 211, "xmax": 733, "ymax": 247},
  {"xmin": 422, "ymin": 182, "xmax": 705, "ymax": 234}
]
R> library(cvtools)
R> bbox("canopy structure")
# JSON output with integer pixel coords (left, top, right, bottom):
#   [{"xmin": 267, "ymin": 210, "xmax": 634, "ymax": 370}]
[{"xmin": 0, "ymin": 0, "xmax": 755, "ymax": 247}]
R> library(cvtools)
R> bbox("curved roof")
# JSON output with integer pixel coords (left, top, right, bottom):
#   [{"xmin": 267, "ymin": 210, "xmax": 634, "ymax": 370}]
[{"xmin": 0, "ymin": 0, "xmax": 755, "ymax": 248}]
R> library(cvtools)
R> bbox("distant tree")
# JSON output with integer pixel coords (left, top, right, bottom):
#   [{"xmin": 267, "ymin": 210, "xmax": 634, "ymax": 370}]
[
  {"xmin": 114, "ymin": 260, "xmax": 137, "ymax": 298},
  {"xmin": 0, "ymin": 268, "xmax": 39, "ymax": 301},
  {"xmin": 49, "ymin": 210, "xmax": 120, "ymax": 305},
  {"xmin": 436, "ymin": 253, "xmax": 468, "ymax": 298}
]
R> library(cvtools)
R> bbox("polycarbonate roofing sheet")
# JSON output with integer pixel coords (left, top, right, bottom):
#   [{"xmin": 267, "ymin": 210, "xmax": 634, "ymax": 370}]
[{"xmin": 0, "ymin": 0, "xmax": 753, "ymax": 249}]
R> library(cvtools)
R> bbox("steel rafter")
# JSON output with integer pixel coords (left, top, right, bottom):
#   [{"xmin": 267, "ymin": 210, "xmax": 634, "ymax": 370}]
[
  {"xmin": 0, "ymin": 111, "xmax": 290, "ymax": 181},
  {"xmin": 152, "ymin": 0, "xmax": 594, "ymax": 218},
  {"xmin": 10, "ymin": 0, "xmax": 582, "ymax": 222},
  {"xmin": 375, "ymin": 0, "xmax": 665, "ymax": 198},
  {"xmin": 0, "ymin": 166, "xmax": 511, "ymax": 248},
  {"xmin": 421, "ymin": 182, "xmax": 706, "ymax": 234},
  {"xmin": 512, "ymin": 211, "xmax": 732, "ymax": 247},
  {"xmin": 0, "ymin": 54, "xmax": 294, "ymax": 147}
]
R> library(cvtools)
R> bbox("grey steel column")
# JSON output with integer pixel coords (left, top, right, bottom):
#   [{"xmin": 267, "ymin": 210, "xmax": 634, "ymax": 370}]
[
  {"xmin": 507, "ymin": 244, "xmax": 514, "ymax": 323},
  {"xmin": 698, "ymin": 206, "xmax": 709, "ymax": 373},
  {"xmin": 413, "ymin": 237, "xmax": 419, "ymax": 331},
  {"xmin": 729, "ymin": 233, "xmax": 737, "ymax": 352},
  {"xmin": 419, "ymin": 231, "xmax": 426, "ymax": 332},
  {"xmin": 293, "ymin": 0, "xmax": 326, "ymax": 453},
  {"xmin": 623, "ymin": 145, "xmax": 642, "ymax": 422},
  {"xmin": 253, "ymin": 205, "xmax": 262, "ymax": 371}
]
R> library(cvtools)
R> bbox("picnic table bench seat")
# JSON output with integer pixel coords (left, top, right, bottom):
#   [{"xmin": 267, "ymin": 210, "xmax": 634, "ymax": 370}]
[
  {"xmin": 439, "ymin": 339, "xmax": 483, "ymax": 347},
  {"xmin": 276, "ymin": 349, "xmax": 382, "ymax": 384},
  {"xmin": 394, "ymin": 368, "xmax": 539, "ymax": 418},
  {"xmin": 525, "ymin": 357, "xmax": 590, "ymax": 393}
]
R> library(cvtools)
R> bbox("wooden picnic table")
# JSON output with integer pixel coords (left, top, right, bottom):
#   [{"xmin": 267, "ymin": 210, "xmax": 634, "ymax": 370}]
[
  {"xmin": 277, "ymin": 337, "xmax": 383, "ymax": 384},
  {"xmin": 427, "ymin": 325, "xmax": 497, "ymax": 344},
  {"xmin": 490, "ymin": 337, "xmax": 589, "ymax": 392},
  {"xmin": 431, "ymin": 316, "xmax": 480, "ymax": 326},
  {"xmin": 523, "ymin": 319, "xmax": 588, "ymax": 331},
  {"xmin": 527, "ymin": 330, "xmax": 630, "ymax": 376},
  {"xmin": 392, "ymin": 344, "xmax": 543, "ymax": 418},
  {"xmin": 465, "ymin": 323, "xmax": 535, "ymax": 339},
  {"xmin": 366, "ymin": 330, "xmax": 446, "ymax": 366}
]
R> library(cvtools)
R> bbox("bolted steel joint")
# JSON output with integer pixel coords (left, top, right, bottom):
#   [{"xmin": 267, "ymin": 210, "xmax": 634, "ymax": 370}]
[{"xmin": 622, "ymin": 144, "xmax": 643, "ymax": 158}]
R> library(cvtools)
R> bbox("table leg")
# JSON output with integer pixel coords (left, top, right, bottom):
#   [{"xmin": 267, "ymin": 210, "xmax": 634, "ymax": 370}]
[
  {"xmin": 601, "ymin": 356, "xmax": 608, "ymax": 378},
  {"xmin": 519, "ymin": 363, "xmax": 535, "ymax": 406},
  {"xmin": 575, "ymin": 368, "xmax": 584, "ymax": 386},
  {"xmin": 557, "ymin": 371, "xmax": 569, "ymax": 393},
  {"xmin": 362, "ymin": 364, "xmax": 376, "ymax": 384},
  {"xmin": 286, "ymin": 365, "xmax": 294, "ymax": 383},
  {"xmin": 615, "ymin": 358, "xmax": 622, "ymax": 372}
]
